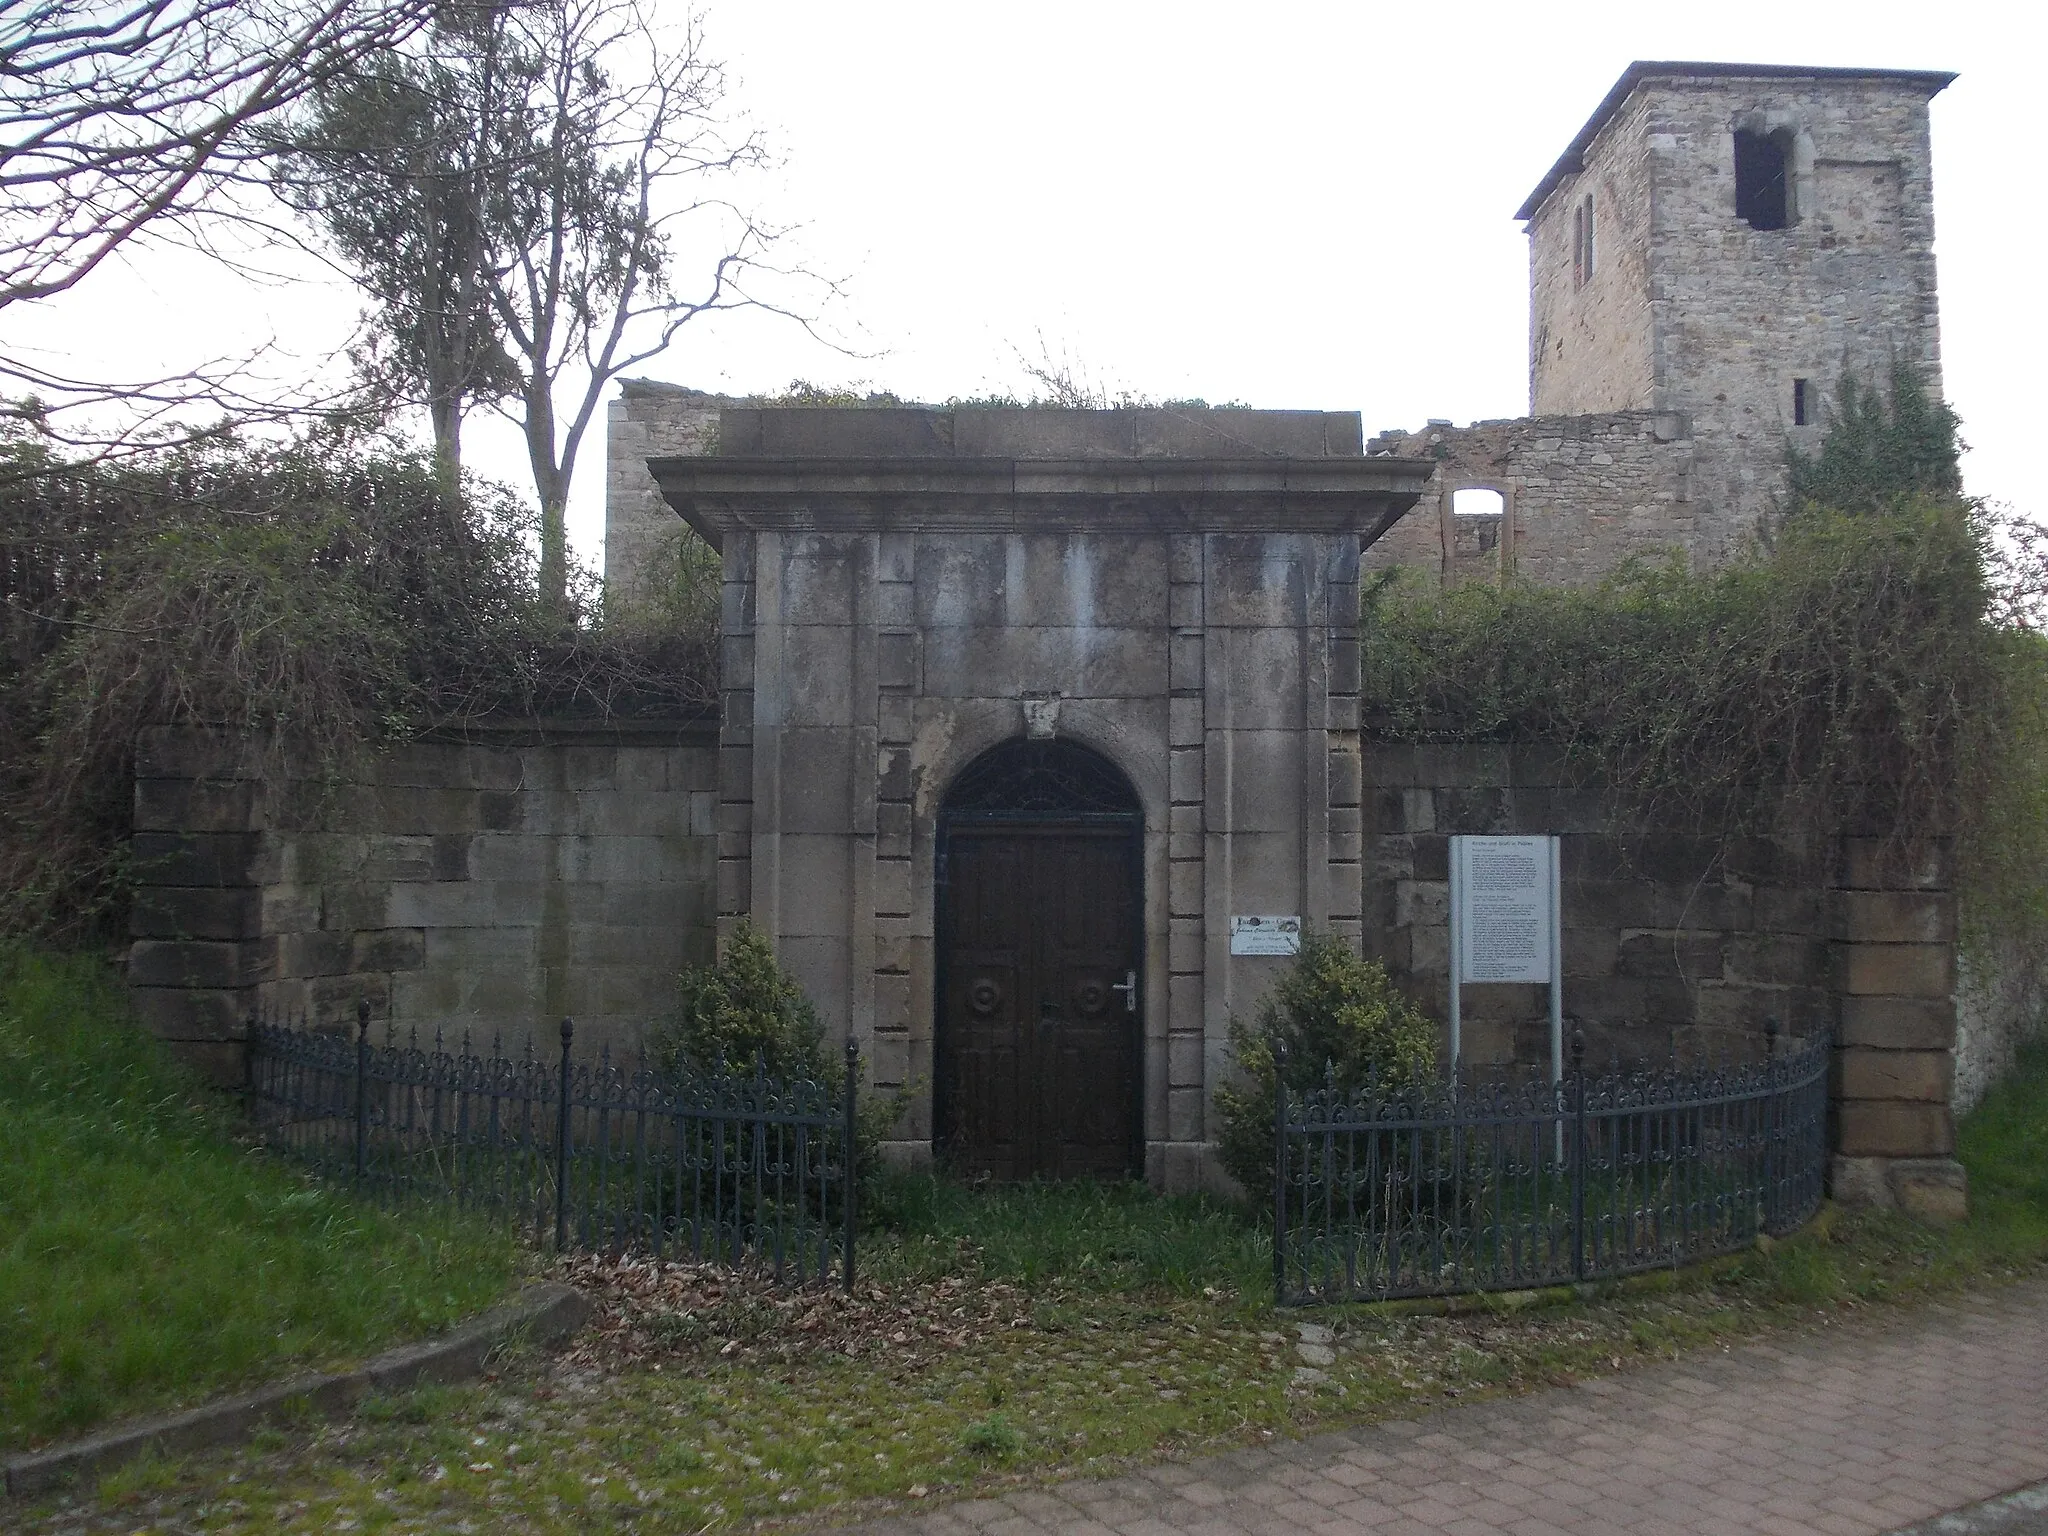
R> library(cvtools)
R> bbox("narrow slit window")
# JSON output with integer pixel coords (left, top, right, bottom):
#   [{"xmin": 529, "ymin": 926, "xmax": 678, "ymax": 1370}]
[
  {"xmin": 1793, "ymin": 377, "xmax": 1810, "ymax": 426},
  {"xmin": 1572, "ymin": 194, "xmax": 1595, "ymax": 288},
  {"xmin": 1735, "ymin": 129, "xmax": 1789, "ymax": 230}
]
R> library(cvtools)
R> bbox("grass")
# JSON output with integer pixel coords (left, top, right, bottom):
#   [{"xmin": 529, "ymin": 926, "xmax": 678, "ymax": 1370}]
[
  {"xmin": 15, "ymin": 1023, "xmax": 2048, "ymax": 1533},
  {"xmin": 861, "ymin": 1171, "xmax": 1271, "ymax": 1297},
  {"xmin": 0, "ymin": 946, "xmax": 523, "ymax": 1450}
]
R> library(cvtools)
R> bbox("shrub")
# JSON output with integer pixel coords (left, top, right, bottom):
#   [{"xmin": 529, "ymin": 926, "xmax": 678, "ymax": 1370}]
[
  {"xmin": 1213, "ymin": 936, "xmax": 1438, "ymax": 1197},
  {"xmin": 650, "ymin": 922, "xmax": 908, "ymax": 1172},
  {"xmin": 1787, "ymin": 358, "xmax": 1964, "ymax": 514},
  {"xmin": 653, "ymin": 920, "xmax": 831, "ymax": 1083}
]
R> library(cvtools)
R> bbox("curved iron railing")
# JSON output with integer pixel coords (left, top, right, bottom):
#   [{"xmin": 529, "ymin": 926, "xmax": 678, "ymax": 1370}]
[
  {"xmin": 1274, "ymin": 1031, "xmax": 1830, "ymax": 1304},
  {"xmin": 247, "ymin": 1004, "xmax": 859, "ymax": 1290}
]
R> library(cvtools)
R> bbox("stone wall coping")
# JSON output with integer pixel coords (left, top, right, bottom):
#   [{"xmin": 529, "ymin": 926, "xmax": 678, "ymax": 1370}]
[
  {"xmin": 651, "ymin": 455, "xmax": 1435, "ymax": 549},
  {"xmin": 2, "ymin": 1282, "xmax": 589, "ymax": 1499},
  {"xmin": 716, "ymin": 404, "xmax": 1367, "ymax": 459},
  {"xmin": 417, "ymin": 715, "xmax": 717, "ymax": 747}
]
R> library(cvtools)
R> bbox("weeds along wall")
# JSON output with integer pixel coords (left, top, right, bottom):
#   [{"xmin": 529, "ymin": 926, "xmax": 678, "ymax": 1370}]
[{"xmin": 127, "ymin": 726, "xmax": 720, "ymax": 1084}]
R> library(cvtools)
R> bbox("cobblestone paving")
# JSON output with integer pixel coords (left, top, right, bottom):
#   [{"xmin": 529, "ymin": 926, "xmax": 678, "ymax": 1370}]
[{"xmin": 843, "ymin": 1276, "xmax": 2048, "ymax": 1536}]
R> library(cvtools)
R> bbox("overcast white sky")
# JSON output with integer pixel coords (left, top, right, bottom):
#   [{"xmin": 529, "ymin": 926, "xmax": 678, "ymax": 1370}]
[{"xmin": 8, "ymin": 0, "xmax": 2039, "ymax": 569}]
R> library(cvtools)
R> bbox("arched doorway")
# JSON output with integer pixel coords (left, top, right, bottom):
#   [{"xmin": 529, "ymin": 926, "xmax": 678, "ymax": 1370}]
[{"xmin": 935, "ymin": 738, "xmax": 1143, "ymax": 1180}]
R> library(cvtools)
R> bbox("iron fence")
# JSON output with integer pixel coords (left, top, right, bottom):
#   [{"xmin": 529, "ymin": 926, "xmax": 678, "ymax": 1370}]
[
  {"xmin": 1274, "ymin": 1028, "xmax": 1830, "ymax": 1304},
  {"xmin": 248, "ymin": 1002, "xmax": 858, "ymax": 1289}
]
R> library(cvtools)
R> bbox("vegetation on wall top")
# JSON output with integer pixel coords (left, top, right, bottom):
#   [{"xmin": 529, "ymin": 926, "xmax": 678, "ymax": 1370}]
[
  {"xmin": 1360, "ymin": 363, "xmax": 2048, "ymax": 950},
  {"xmin": 0, "ymin": 432, "xmax": 720, "ymax": 944}
]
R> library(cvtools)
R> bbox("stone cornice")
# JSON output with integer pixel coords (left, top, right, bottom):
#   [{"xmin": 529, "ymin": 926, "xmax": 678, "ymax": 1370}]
[{"xmin": 648, "ymin": 455, "xmax": 1437, "ymax": 550}]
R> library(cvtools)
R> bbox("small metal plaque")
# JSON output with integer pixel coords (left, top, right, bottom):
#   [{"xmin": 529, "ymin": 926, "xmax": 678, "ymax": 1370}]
[{"xmin": 1230, "ymin": 915, "xmax": 1302, "ymax": 956}]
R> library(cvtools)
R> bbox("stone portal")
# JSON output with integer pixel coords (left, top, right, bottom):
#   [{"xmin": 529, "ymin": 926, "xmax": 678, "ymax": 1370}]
[{"xmin": 649, "ymin": 406, "xmax": 1431, "ymax": 1191}]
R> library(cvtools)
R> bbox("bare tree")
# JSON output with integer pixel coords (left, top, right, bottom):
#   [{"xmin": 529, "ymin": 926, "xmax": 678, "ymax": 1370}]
[
  {"xmin": 0, "ymin": 0, "xmax": 440, "ymax": 456},
  {"xmin": 279, "ymin": 0, "xmax": 821, "ymax": 610},
  {"xmin": 0, "ymin": 0, "xmax": 433, "ymax": 310}
]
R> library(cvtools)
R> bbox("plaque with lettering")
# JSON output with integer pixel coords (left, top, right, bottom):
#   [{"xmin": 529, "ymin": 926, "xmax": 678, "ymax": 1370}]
[
  {"xmin": 1453, "ymin": 836, "xmax": 1553, "ymax": 983},
  {"xmin": 1230, "ymin": 915, "xmax": 1302, "ymax": 956}
]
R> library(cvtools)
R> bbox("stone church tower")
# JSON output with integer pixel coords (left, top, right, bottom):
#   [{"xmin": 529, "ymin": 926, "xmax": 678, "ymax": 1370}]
[{"xmin": 1369, "ymin": 62, "xmax": 1955, "ymax": 583}]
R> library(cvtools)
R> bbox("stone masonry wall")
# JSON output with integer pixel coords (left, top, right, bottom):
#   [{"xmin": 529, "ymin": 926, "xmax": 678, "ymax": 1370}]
[
  {"xmin": 1528, "ymin": 89, "xmax": 1657, "ymax": 416},
  {"xmin": 1638, "ymin": 76, "xmax": 1944, "ymax": 437},
  {"xmin": 128, "ymin": 725, "xmax": 719, "ymax": 1082},
  {"xmin": 604, "ymin": 381, "xmax": 722, "ymax": 600},
  {"xmin": 1363, "ymin": 412, "xmax": 1700, "ymax": 585},
  {"xmin": 1361, "ymin": 740, "xmax": 1831, "ymax": 1064},
  {"xmin": 1360, "ymin": 740, "xmax": 1961, "ymax": 1195},
  {"xmin": 1954, "ymin": 936, "xmax": 2048, "ymax": 1114}
]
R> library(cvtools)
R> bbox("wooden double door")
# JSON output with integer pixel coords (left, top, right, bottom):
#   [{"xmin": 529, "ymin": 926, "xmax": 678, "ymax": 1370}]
[{"xmin": 937, "ymin": 821, "xmax": 1141, "ymax": 1180}]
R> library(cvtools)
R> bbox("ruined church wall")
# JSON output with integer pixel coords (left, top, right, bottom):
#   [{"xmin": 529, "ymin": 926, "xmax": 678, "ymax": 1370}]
[
  {"xmin": 1363, "ymin": 412, "xmax": 1710, "ymax": 585},
  {"xmin": 604, "ymin": 384, "xmax": 721, "ymax": 602}
]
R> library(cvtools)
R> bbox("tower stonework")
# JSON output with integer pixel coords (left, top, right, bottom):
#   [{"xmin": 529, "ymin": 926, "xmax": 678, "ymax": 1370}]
[
  {"xmin": 1368, "ymin": 62, "xmax": 1954, "ymax": 585},
  {"xmin": 1528, "ymin": 62, "xmax": 1950, "ymax": 448}
]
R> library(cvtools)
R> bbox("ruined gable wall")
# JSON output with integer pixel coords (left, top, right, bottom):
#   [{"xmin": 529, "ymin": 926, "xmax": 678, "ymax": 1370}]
[
  {"xmin": 1529, "ymin": 92, "xmax": 1657, "ymax": 416},
  {"xmin": 604, "ymin": 383, "xmax": 721, "ymax": 601},
  {"xmin": 1363, "ymin": 411, "xmax": 1699, "ymax": 586}
]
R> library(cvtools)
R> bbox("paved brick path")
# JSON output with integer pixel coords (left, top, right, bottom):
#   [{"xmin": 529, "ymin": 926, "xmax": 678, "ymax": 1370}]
[{"xmin": 847, "ymin": 1277, "xmax": 2048, "ymax": 1536}]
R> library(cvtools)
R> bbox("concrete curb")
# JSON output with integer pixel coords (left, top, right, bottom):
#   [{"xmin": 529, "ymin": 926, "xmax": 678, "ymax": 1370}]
[
  {"xmin": 3, "ymin": 1281, "xmax": 589, "ymax": 1500},
  {"xmin": 1882, "ymin": 1479, "xmax": 2048, "ymax": 1535}
]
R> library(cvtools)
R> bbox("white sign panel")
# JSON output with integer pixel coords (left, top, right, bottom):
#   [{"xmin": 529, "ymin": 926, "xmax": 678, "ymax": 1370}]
[
  {"xmin": 1230, "ymin": 915, "xmax": 1302, "ymax": 956},
  {"xmin": 1453, "ymin": 836, "xmax": 1553, "ymax": 983}
]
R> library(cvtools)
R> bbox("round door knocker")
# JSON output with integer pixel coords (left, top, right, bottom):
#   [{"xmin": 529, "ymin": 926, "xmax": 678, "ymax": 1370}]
[
  {"xmin": 968, "ymin": 977, "xmax": 1002, "ymax": 1016},
  {"xmin": 1073, "ymin": 978, "xmax": 1109, "ymax": 1015}
]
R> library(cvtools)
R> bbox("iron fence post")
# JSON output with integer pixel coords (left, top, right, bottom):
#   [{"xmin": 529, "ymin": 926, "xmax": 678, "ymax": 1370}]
[
  {"xmin": 354, "ymin": 996, "xmax": 370, "ymax": 1184},
  {"xmin": 1763, "ymin": 1016, "xmax": 1780, "ymax": 1228},
  {"xmin": 555, "ymin": 1018, "xmax": 574, "ymax": 1252},
  {"xmin": 1570, "ymin": 1028, "xmax": 1587, "ymax": 1284},
  {"xmin": 843, "ymin": 1037, "xmax": 860, "ymax": 1295},
  {"xmin": 1272, "ymin": 1042, "xmax": 1288, "ymax": 1305}
]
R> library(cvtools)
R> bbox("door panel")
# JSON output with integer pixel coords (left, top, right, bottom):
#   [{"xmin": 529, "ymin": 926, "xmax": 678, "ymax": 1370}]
[
  {"xmin": 940, "ymin": 822, "xmax": 1140, "ymax": 1179},
  {"xmin": 941, "ymin": 835, "xmax": 1028, "ymax": 1180}
]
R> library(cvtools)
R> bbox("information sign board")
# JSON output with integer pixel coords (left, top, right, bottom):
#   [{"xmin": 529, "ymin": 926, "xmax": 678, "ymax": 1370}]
[
  {"xmin": 1453, "ymin": 836, "xmax": 1553, "ymax": 983},
  {"xmin": 1448, "ymin": 834, "xmax": 1564, "ymax": 1076}
]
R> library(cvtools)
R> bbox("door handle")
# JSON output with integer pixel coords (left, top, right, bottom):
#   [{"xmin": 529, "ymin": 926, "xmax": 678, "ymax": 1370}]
[{"xmin": 1110, "ymin": 970, "xmax": 1137, "ymax": 1013}]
